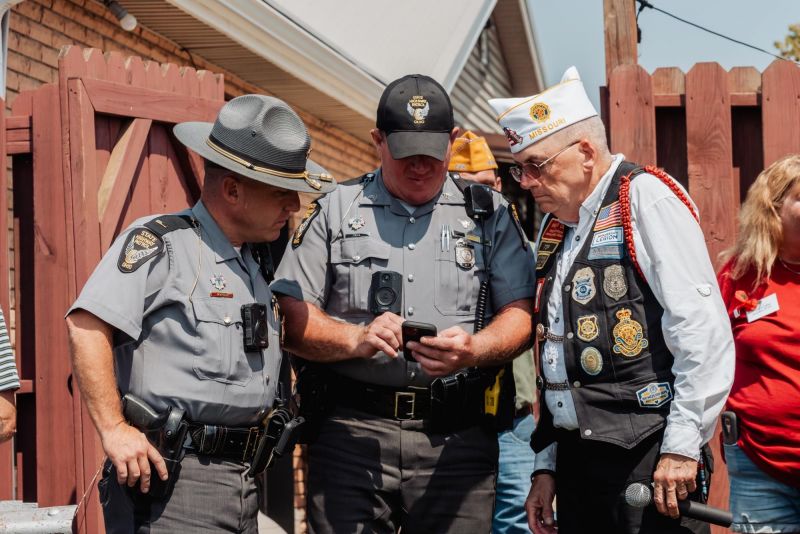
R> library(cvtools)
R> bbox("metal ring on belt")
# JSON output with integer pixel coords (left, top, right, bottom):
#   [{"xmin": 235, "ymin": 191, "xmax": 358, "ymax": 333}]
[{"xmin": 536, "ymin": 323, "xmax": 564, "ymax": 343}]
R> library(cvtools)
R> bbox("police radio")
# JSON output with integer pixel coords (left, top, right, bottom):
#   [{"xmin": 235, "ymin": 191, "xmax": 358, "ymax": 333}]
[{"xmin": 464, "ymin": 184, "xmax": 495, "ymax": 221}]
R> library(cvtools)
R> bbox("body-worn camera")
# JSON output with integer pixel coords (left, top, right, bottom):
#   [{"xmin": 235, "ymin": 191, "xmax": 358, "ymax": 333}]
[
  {"xmin": 369, "ymin": 270, "xmax": 402, "ymax": 315},
  {"xmin": 241, "ymin": 303, "xmax": 269, "ymax": 352}
]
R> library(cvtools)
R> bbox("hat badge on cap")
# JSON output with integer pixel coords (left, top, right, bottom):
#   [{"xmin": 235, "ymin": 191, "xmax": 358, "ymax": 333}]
[
  {"xmin": 530, "ymin": 103, "xmax": 551, "ymax": 123},
  {"xmin": 407, "ymin": 95, "xmax": 430, "ymax": 125}
]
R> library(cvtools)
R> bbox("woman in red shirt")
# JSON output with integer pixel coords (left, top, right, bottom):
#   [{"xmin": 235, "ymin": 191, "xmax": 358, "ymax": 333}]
[{"xmin": 717, "ymin": 154, "xmax": 800, "ymax": 533}]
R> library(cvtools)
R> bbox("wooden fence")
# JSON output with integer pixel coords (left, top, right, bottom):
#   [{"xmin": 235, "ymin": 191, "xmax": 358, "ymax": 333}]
[
  {"xmin": 606, "ymin": 59, "xmax": 800, "ymax": 263},
  {"xmin": 605, "ymin": 58, "xmax": 800, "ymax": 533},
  {"xmin": 1, "ymin": 46, "xmax": 224, "ymax": 533}
]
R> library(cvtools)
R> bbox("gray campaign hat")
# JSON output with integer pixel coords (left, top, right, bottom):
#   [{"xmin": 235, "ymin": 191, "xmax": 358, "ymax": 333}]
[{"xmin": 174, "ymin": 95, "xmax": 336, "ymax": 193}]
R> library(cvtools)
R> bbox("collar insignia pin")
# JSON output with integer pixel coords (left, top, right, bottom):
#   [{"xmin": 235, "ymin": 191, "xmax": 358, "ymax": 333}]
[
  {"xmin": 210, "ymin": 274, "xmax": 226, "ymax": 291},
  {"xmin": 348, "ymin": 216, "xmax": 366, "ymax": 231}
]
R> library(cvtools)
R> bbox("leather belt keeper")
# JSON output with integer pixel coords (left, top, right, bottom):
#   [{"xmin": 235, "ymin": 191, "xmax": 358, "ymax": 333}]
[
  {"xmin": 188, "ymin": 424, "xmax": 263, "ymax": 463},
  {"xmin": 329, "ymin": 377, "xmax": 432, "ymax": 421}
]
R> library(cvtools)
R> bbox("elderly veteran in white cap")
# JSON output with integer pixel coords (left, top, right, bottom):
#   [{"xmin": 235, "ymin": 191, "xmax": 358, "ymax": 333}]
[{"xmin": 488, "ymin": 68, "xmax": 734, "ymax": 534}]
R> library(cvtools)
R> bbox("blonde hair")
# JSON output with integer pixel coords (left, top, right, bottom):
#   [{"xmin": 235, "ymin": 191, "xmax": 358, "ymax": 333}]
[{"xmin": 722, "ymin": 154, "xmax": 800, "ymax": 284}]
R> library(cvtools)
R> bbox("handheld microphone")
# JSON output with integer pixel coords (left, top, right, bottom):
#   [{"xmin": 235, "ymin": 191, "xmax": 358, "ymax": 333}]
[{"xmin": 624, "ymin": 482, "xmax": 733, "ymax": 527}]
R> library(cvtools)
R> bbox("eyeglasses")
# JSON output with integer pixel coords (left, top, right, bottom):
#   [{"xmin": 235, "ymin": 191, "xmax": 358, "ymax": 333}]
[{"xmin": 509, "ymin": 141, "xmax": 580, "ymax": 183}]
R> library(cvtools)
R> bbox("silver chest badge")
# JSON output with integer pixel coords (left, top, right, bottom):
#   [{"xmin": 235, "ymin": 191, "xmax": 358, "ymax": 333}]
[
  {"xmin": 603, "ymin": 264, "xmax": 627, "ymax": 300},
  {"xmin": 210, "ymin": 273, "xmax": 226, "ymax": 290},
  {"xmin": 348, "ymin": 216, "xmax": 366, "ymax": 231},
  {"xmin": 571, "ymin": 267, "xmax": 596, "ymax": 305},
  {"xmin": 455, "ymin": 239, "xmax": 476, "ymax": 269}
]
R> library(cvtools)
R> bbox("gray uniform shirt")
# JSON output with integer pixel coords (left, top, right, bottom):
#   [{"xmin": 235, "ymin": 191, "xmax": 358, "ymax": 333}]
[
  {"xmin": 272, "ymin": 170, "xmax": 536, "ymax": 387},
  {"xmin": 69, "ymin": 201, "xmax": 280, "ymax": 427}
]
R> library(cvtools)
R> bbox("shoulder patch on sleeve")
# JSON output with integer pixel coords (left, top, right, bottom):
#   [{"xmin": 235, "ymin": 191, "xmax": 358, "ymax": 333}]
[
  {"xmin": 509, "ymin": 203, "xmax": 528, "ymax": 250},
  {"xmin": 117, "ymin": 228, "xmax": 164, "ymax": 273},
  {"xmin": 292, "ymin": 201, "xmax": 321, "ymax": 249}
]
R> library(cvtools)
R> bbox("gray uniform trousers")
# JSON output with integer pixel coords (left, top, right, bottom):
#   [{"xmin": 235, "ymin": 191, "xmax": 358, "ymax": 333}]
[
  {"xmin": 99, "ymin": 453, "xmax": 258, "ymax": 533},
  {"xmin": 307, "ymin": 406, "xmax": 499, "ymax": 534}
]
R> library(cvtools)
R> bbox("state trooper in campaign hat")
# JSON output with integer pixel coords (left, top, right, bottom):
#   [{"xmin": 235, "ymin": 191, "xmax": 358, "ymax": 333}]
[
  {"xmin": 66, "ymin": 94, "xmax": 334, "ymax": 533},
  {"xmin": 272, "ymin": 74, "xmax": 536, "ymax": 533}
]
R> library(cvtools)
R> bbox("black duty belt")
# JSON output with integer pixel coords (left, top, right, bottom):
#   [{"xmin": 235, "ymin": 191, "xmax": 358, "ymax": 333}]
[
  {"xmin": 187, "ymin": 423, "xmax": 263, "ymax": 463},
  {"xmin": 330, "ymin": 377, "xmax": 432, "ymax": 421}
]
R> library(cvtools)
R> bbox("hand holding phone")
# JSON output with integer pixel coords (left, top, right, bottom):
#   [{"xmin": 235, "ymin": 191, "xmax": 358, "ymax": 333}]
[{"xmin": 402, "ymin": 321, "xmax": 437, "ymax": 361}]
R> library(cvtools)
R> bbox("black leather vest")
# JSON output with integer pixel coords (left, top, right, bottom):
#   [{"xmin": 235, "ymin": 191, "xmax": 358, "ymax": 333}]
[{"xmin": 531, "ymin": 161, "xmax": 676, "ymax": 451}]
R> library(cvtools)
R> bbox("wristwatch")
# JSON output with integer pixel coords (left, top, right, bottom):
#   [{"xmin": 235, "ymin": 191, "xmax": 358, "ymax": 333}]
[{"xmin": 530, "ymin": 469, "xmax": 556, "ymax": 482}]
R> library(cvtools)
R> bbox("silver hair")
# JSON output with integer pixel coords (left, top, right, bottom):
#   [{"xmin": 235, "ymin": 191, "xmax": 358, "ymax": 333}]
[{"xmin": 548, "ymin": 116, "xmax": 610, "ymax": 157}]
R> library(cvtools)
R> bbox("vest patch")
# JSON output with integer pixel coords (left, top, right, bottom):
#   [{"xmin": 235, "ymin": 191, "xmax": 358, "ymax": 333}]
[
  {"xmin": 571, "ymin": 267, "xmax": 596, "ymax": 305},
  {"xmin": 536, "ymin": 218, "xmax": 565, "ymax": 270},
  {"xmin": 588, "ymin": 245, "xmax": 623, "ymax": 261},
  {"xmin": 636, "ymin": 382, "xmax": 673, "ymax": 408},
  {"xmin": 117, "ymin": 228, "xmax": 163, "ymax": 273},
  {"xmin": 612, "ymin": 308, "xmax": 649, "ymax": 358},
  {"xmin": 580, "ymin": 347, "xmax": 603, "ymax": 375},
  {"xmin": 292, "ymin": 201, "xmax": 321, "ymax": 249},
  {"xmin": 603, "ymin": 264, "xmax": 627, "ymax": 300},
  {"xmin": 576, "ymin": 314, "xmax": 600, "ymax": 342},
  {"xmin": 594, "ymin": 201, "xmax": 621, "ymax": 231},
  {"xmin": 591, "ymin": 227, "xmax": 624, "ymax": 247}
]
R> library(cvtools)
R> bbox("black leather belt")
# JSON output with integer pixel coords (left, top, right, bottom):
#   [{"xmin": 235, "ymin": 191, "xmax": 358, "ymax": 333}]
[
  {"xmin": 330, "ymin": 377, "xmax": 432, "ymax": 421},
  {"xmin": 187, "ymin": 423, "xmax": 262, "ymax": 463}
]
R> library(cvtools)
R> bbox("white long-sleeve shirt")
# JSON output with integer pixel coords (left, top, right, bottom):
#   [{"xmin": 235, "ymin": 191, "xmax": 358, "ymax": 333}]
[{"xmin": 534, "ymin": 155, "xmax": 734, "ymax": 472}]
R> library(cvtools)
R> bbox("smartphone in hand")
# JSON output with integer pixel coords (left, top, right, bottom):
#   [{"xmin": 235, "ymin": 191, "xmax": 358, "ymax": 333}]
[{"xmin": 401, "ymin": 321, "xmax": 437, "ymax": 361}]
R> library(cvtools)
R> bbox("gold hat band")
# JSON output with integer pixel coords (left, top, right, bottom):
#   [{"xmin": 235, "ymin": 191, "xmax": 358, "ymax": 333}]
[{"xmin": 205, "ymin": 138, "xmax": 334, "ymax": 185}]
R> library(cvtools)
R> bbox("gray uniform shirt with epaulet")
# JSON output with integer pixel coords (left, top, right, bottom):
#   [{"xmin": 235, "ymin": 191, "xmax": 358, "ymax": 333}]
[
  {"xmin": 272, "ymin": 169, "xmax": 536, "ymax": 388},
  {"xmin": 68, "ymin": 201, "xmax": 281, "ymax": 427}
]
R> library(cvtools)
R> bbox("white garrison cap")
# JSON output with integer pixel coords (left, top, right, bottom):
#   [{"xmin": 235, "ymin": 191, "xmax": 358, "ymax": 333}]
[{"xmin": 488, "ymin": 66, "xmax": 597, "ymax": 153}]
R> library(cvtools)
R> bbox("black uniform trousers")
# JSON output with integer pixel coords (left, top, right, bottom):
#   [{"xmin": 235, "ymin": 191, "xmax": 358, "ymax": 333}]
[
  {"xmin": 98, "ymin": 453, "xmax": 259, "ymax": 533},
  {"xmin": 306, "ymin": 405, "xmax": 498, "ymax": 534},
  {"xmin": 554, "ymin": 429, "xmax": 711, "ymax": 534}
]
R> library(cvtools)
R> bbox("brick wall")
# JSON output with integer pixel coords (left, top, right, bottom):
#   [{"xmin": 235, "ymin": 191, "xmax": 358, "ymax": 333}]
[{"xmin": 7, "ymin": 0, "xmax": 379, "ymax": 531}]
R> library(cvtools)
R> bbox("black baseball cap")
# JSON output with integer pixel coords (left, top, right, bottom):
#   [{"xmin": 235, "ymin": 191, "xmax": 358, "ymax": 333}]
[{"xmin": 376, "ymin": 74, "xmax": 455, "ymax": 161}]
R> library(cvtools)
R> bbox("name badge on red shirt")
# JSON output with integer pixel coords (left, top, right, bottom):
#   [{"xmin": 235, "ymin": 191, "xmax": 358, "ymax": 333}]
[{"xmin": 744, "ymin": 293, "xmax": 779, "ymax": 322}]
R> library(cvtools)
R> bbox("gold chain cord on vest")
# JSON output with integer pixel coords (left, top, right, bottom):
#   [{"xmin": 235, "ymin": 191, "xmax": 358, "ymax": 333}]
[{"xmin": 205, "ymin": 138, "xmax": 333, "ymax": 189}]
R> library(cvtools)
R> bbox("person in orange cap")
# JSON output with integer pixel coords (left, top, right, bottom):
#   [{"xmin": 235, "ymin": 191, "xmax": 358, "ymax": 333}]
[{"xmin": 449, "ymin": 130, "xmax": 501, "ymax": 189}]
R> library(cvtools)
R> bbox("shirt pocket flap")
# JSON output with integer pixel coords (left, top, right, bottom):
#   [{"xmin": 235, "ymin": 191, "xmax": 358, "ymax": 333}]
[
  {"xmin": 191, "ymin": 297, "xmax": 241, "ymax": 325},
  {"xmin": 331, "ymin": 236, "xmax": 391, "ymax": 265}
]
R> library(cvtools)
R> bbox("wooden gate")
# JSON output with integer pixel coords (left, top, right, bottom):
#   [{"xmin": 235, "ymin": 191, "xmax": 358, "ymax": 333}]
[
  {"xmin": 606, "ymin": 58, "xmax": 800, "ymax": 532},
  {"xmin": 1, "ymin": 46, "xmax": 224, "ymax": 533}
]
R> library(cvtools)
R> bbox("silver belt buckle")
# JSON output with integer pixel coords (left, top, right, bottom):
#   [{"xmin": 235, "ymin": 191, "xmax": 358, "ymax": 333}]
[{"xmin": 394, "ymin": 392, "xmax": 416, "ymax": 420}]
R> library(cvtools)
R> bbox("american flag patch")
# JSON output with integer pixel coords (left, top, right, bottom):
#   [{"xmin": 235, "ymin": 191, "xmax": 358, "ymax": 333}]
[{"xmin": 594, "ymin": 201, "xmax": 621, "ymax": 231}]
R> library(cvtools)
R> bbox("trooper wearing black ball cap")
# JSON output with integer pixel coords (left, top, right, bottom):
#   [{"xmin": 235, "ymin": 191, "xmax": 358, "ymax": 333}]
[
  {"xmin": 66, "ymin": 95, "xmax": 334, "ymax": 533},
  {"xmin": 272, "ymin": 74, "xmax": 535, "ymax": 532}
]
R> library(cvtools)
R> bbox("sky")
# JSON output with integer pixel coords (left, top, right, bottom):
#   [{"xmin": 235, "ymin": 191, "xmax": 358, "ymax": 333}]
[{"xmin": 527, "ymin": 0, "xmax": 800, "ymax": 108}]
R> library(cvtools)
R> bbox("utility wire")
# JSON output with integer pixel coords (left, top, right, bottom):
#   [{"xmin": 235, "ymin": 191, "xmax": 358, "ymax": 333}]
[{"xmin": 636, "ymin": 0, "xmax": 798, "ymax": 64}]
